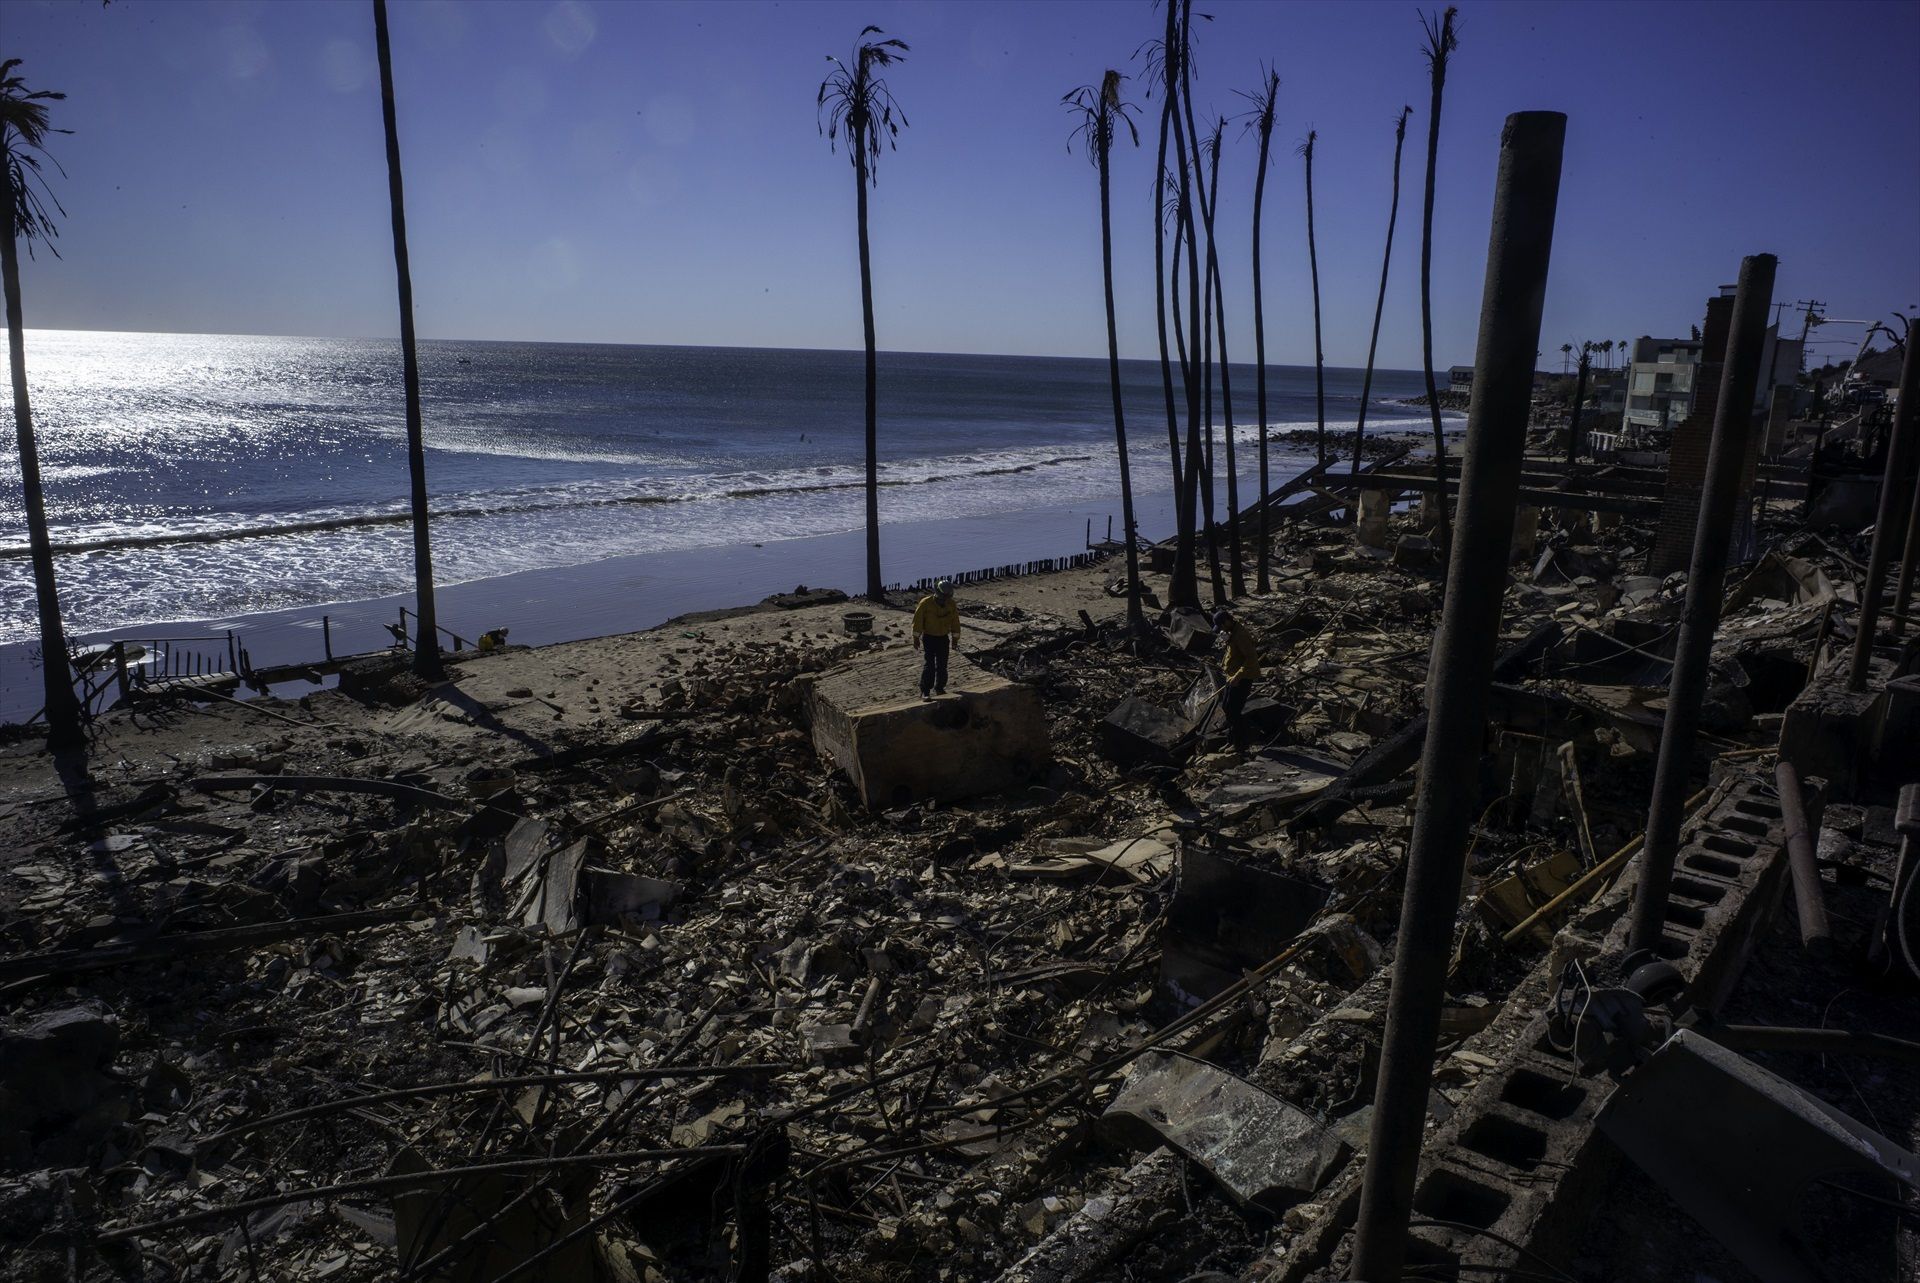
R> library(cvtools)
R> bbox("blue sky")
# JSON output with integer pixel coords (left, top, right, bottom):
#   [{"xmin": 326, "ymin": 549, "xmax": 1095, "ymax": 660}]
[{"xmin": 8, "ymin": 0, "xmax": 1918, "ymax": 369}]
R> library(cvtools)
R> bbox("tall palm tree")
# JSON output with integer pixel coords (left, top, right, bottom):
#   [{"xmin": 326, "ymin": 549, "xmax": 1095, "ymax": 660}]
[
  {"xmin": 1350, "ymin": 106, "xmax": 1413, "ymax": 489},
  {"xmin": 1560, "ymin": 341, "xmax": 1574, "ymax": 376},
  {"xmin": 1203, "ymin": 119, "xmax": 1245, "ymax": 598},
  {"xmin": 1177, "ymin": 0, "xmax": 1226, "ymax": 605},
  {"xmin": 1165, "ymin": 0, "xmax": 1208, "ymax": 613},
  {"xmin": 1416, "ymin": 7, "xmax": 1458, "ymax": 569},
  {"xmin": 1066, "ymin": 71, "xmax": 1145, "ymax": 633},
  {"xmin": 819, "ymin": 26, "xmax": 909, "ymax": 602},
  {"xmin": 1242, "ymin": 68, "xmax": 1280, "ymax": 593},
  {"xmin": 1, "ymin": 60, "xmax": 83, "ymax": 754},
  {"xmin": 372, "ymin": 0, "xmax": 442, "ymax": 681},
  {"xmin": 1300, "ymin": 130, "xmax": 1326, "ymax": 467}
]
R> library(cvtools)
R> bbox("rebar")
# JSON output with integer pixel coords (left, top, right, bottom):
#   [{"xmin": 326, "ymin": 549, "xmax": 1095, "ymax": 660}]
[{"xmin": 1351, "ymin": 110, "xmax": 1566, "ymax": 1283}]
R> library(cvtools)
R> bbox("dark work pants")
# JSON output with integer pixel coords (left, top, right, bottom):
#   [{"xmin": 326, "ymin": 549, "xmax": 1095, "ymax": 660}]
[
  {"xmin": 920, "ymin": 634, "xmax": 950, "ymax": 695},
  {"xmin": 1221, "ymin": 676, "xmax": 1252, "ymax": 746}
]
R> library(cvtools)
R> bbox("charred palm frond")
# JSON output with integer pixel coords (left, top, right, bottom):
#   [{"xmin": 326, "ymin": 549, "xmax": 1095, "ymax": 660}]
[
  {"xmin": 817, "ymin": 27, "xmax": 910, "ymax": 185},
  {"xmin": 1063, "ymin": 70, "xmax": 1141, "ymax": 160}
]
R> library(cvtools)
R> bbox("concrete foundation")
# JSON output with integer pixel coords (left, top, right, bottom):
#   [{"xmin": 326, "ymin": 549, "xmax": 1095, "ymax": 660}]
[{"xmin": 803, "ymin": 645, "xmax": 1049, "ymax": 809}]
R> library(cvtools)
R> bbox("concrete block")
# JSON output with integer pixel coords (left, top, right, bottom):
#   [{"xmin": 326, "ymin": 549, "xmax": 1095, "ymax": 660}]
[
  {"xmin": 804, "ymin": 646, "xmax": 1048, "ymax": 809},
  {"xmin": 1781, "ymin": 672, "xmax": 1884, "ymax": 801}
]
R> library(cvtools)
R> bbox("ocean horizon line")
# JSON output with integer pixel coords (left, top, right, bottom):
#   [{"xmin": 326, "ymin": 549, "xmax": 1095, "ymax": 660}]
[{"xmin": 5, "ymin": 324, "xmax": 1445, "ymax": 377}]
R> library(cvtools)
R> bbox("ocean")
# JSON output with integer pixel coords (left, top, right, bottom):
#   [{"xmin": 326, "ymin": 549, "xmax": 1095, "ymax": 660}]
[{"xmin": 1, "ymin": 330, "xmax": 1449, "ymax": 654}]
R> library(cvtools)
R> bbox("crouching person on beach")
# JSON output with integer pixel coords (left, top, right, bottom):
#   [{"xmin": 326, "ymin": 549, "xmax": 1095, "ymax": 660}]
[
  {"xmin": 912, "ymin": 580, "xmax": 960, "ymax": 699},
  {"xmin": 1213, "ymin": 607, "xmax": 1261, "ymax": 749}
]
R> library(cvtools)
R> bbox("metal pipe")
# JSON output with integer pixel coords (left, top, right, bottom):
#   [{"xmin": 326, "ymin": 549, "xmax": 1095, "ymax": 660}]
[
  {"xmin": 1774, "ymin": 760, "xmax": 1831, "ymax": 958},
  {"xmin": 1628, "ymin": 254, "xmax": 1777, "ymax": 956},
  {"xmin": 1885, "ymin": 331, "xmax": 1920, "ymax": 638},
  {"xmin": 1351, "ymin": 110, "xmax": 1566, "ymax": 1283},
  {"xmin": 1708, "ymin": 1024, "xmax": 1920, "ymax": 1064},
  {"xmin": 1849, "ymin": 331, "xmax": 1919, "ymax": 685}
]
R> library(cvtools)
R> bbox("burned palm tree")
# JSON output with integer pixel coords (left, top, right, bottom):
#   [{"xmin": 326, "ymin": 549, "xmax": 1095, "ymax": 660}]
[
  {"xmin": 819, "ymin": 26, "xmax": 909, "ymax": 601},
  {"xmin": 1, "ymin": 59, "xmax": 83, "ymax": 754},
  {"xmin": 1350, "ymin": 106, "xmax": 1413, "ymax": 488},
  {"xmin": 1139, "ymin": 19, "xmax": 1184, "ymax": 491},
  {"xmin": 1241, "ymin": 68, "xmax": 1280, "ymax": 592},
  {"xmin": 1176, "ymin": 0, "xmax": 1226, "ymax": 604},
  {"xmin": 373, "ymin": 0, "xmax": 443, "ymax": 680},
  {"xmin": 1203, "ymin": 118, "xmax": 1246, "ymax": 597},
  {"xmin": 1301, "ymin": 129, "xmax": 1326, "ymax": 467},
  {"xmin": 1417, "ymin": 7, "xmax": 1458, "ymax": 568},
  {"xmin": 1066, "ymin": 71, "xmax": 1145, "ymax": 632},
  {"xmin": 1162, "ymin": 0, "xmax": 1208, "ymax": 613}
]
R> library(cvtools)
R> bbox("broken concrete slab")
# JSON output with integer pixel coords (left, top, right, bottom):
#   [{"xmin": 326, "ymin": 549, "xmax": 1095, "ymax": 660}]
[
  {"xmin": 1102, "ymin": 1050, "xmax": 1349, "ymax": 1209},
  {"xmin": 803, "ymin": 646, "xmax": 1049, "ymax": 808},
  {"xmin": 1598, "ymin": 1028, "xmax": 1919, "ymax": 1283}
]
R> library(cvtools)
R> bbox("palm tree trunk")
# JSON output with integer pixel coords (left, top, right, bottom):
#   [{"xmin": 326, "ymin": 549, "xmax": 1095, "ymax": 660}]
[
  {"xmin": 2, "ymin": 166, "xmax": 83, "ymax": 754},
  {"xmin": 1304, "ymin": 133, "xmax": 1327, "ymax": 467},
  {"xmin": 1171, "ymin": 212, "xmax": 1189, "ymax": 375},
  {"xmin": 1098, "ymin": 122, "xmax": 1144, "ymax": 633},
  {"xmin": 1165, "ymin": 13, "xmax": 1206, "ymax": 613},
  {"xmin": 1178, "ymin": 5, "xmax": 1225, "ymax": 606},
  {"xmin": 373, "ymin": 0, "xmax": 442, "ymax": 681},
  {"xmin": 1205, "ymin": 129, "xmax": 1245, "ymax": 598},
  {"xmin": 1350, "ymin": 108, "xmax": 1411, "ymax": 496},
  {"xmin": 855, "ymin": 135, "xmax": 882, "ymax": 600},
  {"xmin": 1151, "ymin": 18, "xmax": 1182, "ymax": 492},
  {"xmin": 1419, "ymin": 10, "xmax": 1457, "ymax": 573},
  {"xmin": 1251, "ymin": 97, "xmax": 1274, "ymax": 594}
]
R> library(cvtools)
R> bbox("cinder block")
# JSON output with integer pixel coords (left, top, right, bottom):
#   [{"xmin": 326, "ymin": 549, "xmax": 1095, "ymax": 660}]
[{"xmin": 804, "ymin": 646, "xmax": 1049, "ymax": 808}]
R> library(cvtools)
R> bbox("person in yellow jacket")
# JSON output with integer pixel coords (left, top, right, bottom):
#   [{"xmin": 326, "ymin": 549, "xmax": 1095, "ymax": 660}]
[
  {"xmin": 912, "ymin": 579, "xmax": 961, "ymax": 698},
  {"xmin": 1212, "ymin": 607, "xmax": 1260, "ymax": 747}
]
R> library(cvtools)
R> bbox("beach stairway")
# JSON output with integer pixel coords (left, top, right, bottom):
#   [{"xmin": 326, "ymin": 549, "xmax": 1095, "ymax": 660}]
[{"xmin": 801, "ymin": 646, "xmax": 1050, "ymax": 809}]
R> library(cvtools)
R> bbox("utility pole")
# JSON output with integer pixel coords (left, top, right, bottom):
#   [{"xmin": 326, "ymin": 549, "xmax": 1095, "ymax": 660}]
[{"xmin": 1351, "ymin": 110, "xmax": 1566, "ymax": 1283}]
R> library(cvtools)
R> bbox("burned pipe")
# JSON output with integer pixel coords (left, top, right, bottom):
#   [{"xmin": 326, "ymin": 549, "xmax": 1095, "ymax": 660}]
[
  {"xmin": 1628, "ymin": 254, "xmax": 1777, "ymax": 956},
  {"xmin": 1350, "ymin": 110, "xmax": 1566, "ymax": 1283},
  {"xmin": 1775, "ymin": 760, "xmax": 1832, "ymax": 958},
  {"xmin": 1849, "ymin": 329, "xmax": 1920, "ymax": 683}
]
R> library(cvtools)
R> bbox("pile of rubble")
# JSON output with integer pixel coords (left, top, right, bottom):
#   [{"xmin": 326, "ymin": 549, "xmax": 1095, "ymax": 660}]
[{"xmin": 1, "ymin": 481, "xmax": 1914, "ymax": 1283}]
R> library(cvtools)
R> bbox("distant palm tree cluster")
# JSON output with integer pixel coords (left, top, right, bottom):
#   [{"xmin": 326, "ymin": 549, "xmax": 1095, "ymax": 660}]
[
  {"xmin": 816, "ymin": 2, "xmax": 1469, "ymax": 617},
  {"xmin": 3, "ymin": 2, "xmax": 1479, "ymax": 754}
]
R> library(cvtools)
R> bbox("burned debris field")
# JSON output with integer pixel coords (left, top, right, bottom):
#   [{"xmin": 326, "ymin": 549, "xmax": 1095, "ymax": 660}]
[
  {"xmin": 5, "ymin": 2, "xmax": 1920, "ymax": 1281},
  {"xmin": 4, "ymin": 418, "xmax": 1919, "ymax": 1282}
]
